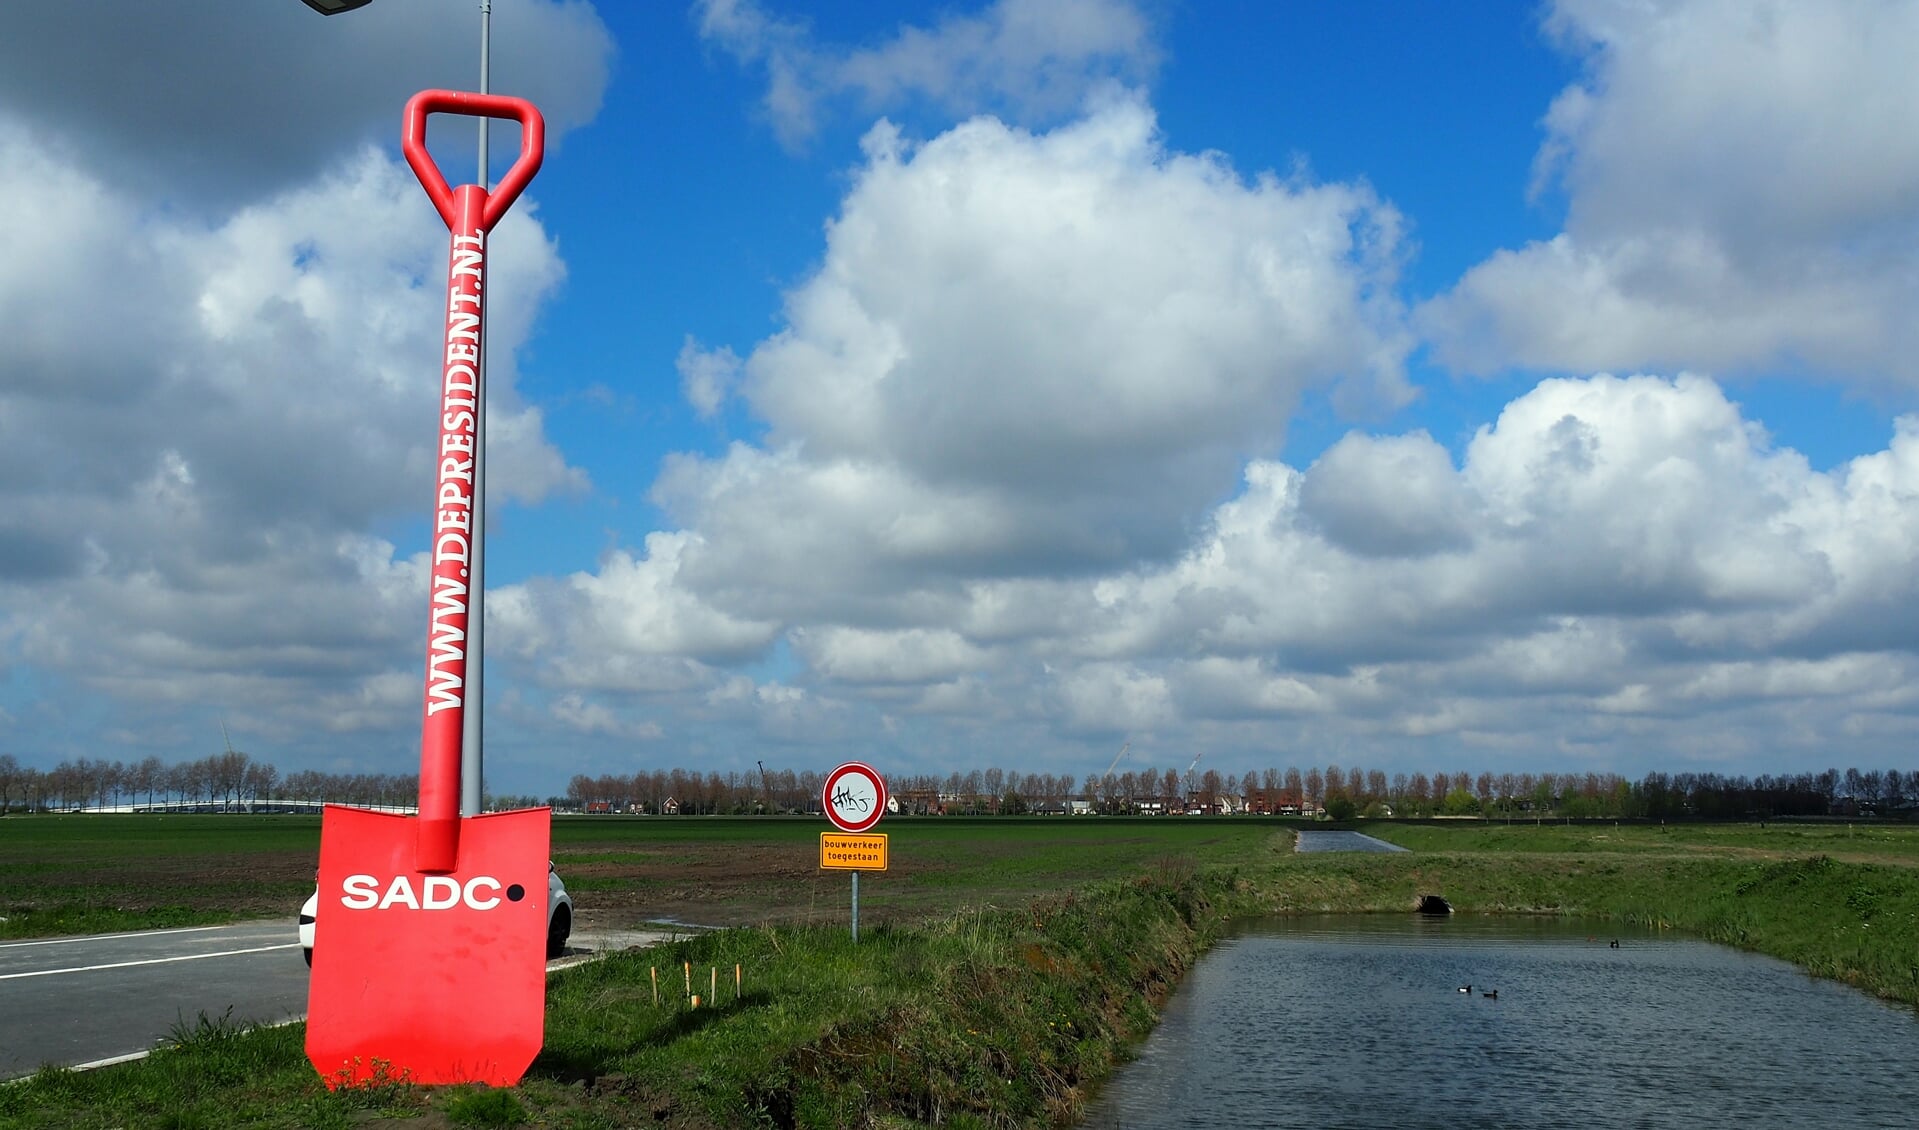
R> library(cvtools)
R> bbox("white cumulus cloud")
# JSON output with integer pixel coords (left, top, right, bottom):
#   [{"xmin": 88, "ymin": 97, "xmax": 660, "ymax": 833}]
[
  {"xmin": 697, "ymin": 0, "xmax": 1159, "ymax": 147},
  {"xmin": 1422, "ymin": 0, "xmax": 1919, "ymax": 386},
  {"xmin": 652, "ymin": 98, "xmax": 1410, "ymax": 610},
  {"xmin": 0, "ymin": 124, "xmax": 581, "ymax": 755}
]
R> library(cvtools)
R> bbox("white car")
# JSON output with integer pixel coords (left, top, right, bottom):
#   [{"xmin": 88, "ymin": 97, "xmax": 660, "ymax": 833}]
[{"xmin": 299, "ymin": 860, "xmax": 573, "ymax": 966}]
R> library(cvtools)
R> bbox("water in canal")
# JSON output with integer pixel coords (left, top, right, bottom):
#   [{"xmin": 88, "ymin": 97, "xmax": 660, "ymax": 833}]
[{"xmin": 1079, "ymin": 915, "xmax": 1919, "ymax": 1128}]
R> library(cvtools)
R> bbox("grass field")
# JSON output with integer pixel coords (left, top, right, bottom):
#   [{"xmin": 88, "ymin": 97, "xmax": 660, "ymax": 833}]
[
  {"xmin": 548, "ymin": 814, "xmax": 1273, "ymax": 929},
  {"xmin": 0, "ymin": 813, "xmax": 1276, "ymax": 939},
  {"xmin": 0, "ymin": 814, "xmax": 321, "ymax": 937},
  {"xmin": 5, "ymin": 815, "xmax": 1919, "ymax": 1128}
]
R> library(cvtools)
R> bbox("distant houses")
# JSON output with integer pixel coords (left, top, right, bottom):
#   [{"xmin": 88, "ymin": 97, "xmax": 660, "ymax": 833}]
[
  {"xmin": 558, "ymin": 787, "xmax": 1308, "ymax": 818},
  {"xmin": 1244, "ymin": 787, "xmax": 1307, "ymax": 816},
  {"xmin": 552, "ymin": 777, "xmax": 1333, "ymax": 821}
]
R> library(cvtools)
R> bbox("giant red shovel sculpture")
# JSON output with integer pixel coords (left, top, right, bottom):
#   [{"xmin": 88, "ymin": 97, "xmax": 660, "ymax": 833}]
[{"xmin": 306, "ymin": 90, "xmax": 549, "ymax": 1089}]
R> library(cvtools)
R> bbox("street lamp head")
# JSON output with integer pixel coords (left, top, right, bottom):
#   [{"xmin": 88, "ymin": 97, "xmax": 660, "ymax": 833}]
[{"xmin": 300, "ymin": 0, "xmax": 374, "ymax": 14}]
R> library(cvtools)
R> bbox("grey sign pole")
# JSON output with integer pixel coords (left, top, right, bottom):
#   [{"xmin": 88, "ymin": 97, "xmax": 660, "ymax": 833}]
[
  {"xmin": 851, "ymin": 871, "xmax": 860, "ymax": 942},
  {"xmin": 460, "ymin": 0, "xmax": 492, "ymax": 818}
]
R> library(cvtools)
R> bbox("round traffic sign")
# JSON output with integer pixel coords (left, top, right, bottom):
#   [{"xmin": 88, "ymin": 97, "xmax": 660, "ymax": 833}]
[{"xmin": 822, "ymin": 762, "xmax": 887, "ymax": 832}]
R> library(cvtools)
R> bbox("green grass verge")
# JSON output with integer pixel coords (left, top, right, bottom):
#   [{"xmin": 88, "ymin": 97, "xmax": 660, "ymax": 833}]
[{"xmin": 532, "ymin": 857, "xmax": 1239, "ymax": 1127}]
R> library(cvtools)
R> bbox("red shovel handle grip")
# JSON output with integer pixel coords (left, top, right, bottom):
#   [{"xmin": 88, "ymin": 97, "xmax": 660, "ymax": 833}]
[{"xmin": 403, "ymin": 90, "xmax": 545, "ymax": 232}]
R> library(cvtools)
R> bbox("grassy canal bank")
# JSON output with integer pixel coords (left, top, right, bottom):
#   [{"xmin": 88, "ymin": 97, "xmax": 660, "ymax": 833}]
[
  {"xmin": 1271, "ymin": 822, "xmax": 1919, "ymax": 1011},
  {"xmin": 4, "ymin": 820, "xmax": 1919, "ymax": 1128}
]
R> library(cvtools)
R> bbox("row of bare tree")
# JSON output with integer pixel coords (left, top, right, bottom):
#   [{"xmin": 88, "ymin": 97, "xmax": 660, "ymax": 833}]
[
  {"xmin": 565, "ymin": 767, "xmax": 1107, "ymax": 815},
  {"xmin": 0, "ymin": 752, "xmax": 422, "ymax": 812},
  {"xmin": 2, "ymin": 749, "xmax": 1910, "ymax": 821},
  {"xmin": 563, "ymin": 763, "xmax": 1913, "ymax": 820}
]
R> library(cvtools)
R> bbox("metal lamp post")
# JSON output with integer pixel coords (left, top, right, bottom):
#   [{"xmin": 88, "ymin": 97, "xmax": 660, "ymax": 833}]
[
  {"xmin": 466, "ymin": 0, "xmax": 491, "ymax": 821},
  {"xmin": 297, "ymin": 0, "xmax": 494, "ymax": 818}
]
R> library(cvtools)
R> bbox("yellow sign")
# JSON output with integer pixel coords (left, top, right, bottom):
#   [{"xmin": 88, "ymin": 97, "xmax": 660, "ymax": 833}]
[{"xmin": 820, "ymin": 832, "xmax": 888, "ymax": 871}]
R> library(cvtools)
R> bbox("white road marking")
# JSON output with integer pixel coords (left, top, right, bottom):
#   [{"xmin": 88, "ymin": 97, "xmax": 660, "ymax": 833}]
[
  {"xmin": 0, "ymin": 943, "xmax": 299, "ymax": 980},
  {"xmin": 64, "ymin": 1050, "xmax": 153, "ymax": 1072},
  {"xmin": 0, "ymin": 925, "xmax": 244, "ymax": 950},
  {"xmin": 59, "ymin": 1014, "xmax": 310, "ymax": 1076}
]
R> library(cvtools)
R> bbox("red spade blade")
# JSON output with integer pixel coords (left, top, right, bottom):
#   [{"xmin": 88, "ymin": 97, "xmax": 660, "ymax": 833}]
[{"xmin": 305, "ymin": 805, "xmax": 550, "ymax": 1087}]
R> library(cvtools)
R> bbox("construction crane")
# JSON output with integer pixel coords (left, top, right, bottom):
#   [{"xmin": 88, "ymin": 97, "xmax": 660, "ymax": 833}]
[
  {"xmin": 1091, "ymin": 741, "xmax": 1130, "ymax": 814},
  {"xmin": 756, "ymin": 760, "xmax": 775, "ymax": 815},
  {"xmin": 1181, "ymin": 751, "xmax": 1204, "ymax": 808}
]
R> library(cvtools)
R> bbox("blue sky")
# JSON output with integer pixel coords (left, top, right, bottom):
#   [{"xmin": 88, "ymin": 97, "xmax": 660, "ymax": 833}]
[
  {"xmin": 518, "ymin": 2, "xmax": 1576, "ymax": 568},
  {"xmin": 3, "ymin": 0, "xmax": 1918, "ymax": 797}
]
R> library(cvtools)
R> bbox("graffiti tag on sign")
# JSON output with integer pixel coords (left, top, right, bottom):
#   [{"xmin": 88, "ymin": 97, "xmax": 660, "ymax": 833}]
[{"xmin": 821, "ymin": 762, "xmax": 887, "ymax": 833}]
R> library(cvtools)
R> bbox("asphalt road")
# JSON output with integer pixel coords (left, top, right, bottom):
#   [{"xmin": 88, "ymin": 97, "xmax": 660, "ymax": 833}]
[{"xmin": 0, "ymin": 921, "xmax": 310, "ymax": 1080}]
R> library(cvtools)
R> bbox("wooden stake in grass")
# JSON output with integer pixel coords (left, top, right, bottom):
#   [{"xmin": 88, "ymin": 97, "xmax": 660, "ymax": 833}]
[
  {"xmin": 710, "ymin": 966, "xmax": 717, "ymax": 1003},
  {"xmin": 650, "ymin": 966, "xmax": 658, "ymax": 1006},
  {"xmin": 735, "ymin": 962, "xmax": 742, "ymax": 1001},
  {"xmin": 683, "ymin": 960, "xmax": 691, "ymax": 1001}
]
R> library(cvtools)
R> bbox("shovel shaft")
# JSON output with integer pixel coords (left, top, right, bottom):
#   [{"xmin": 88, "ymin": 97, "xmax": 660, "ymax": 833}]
[
  {"xmin": 417, "ymin": 183, "xmax": 490, "ymax": 872},
  {"xmin": 400, "ymin": 92, "xmax": 542, "ymax": 873}
]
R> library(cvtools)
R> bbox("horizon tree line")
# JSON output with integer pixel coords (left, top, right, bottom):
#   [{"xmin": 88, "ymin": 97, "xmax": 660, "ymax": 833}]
[{"xmin": 0, "ymin": 751, "xmax": 1910, "ymax": 821}]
